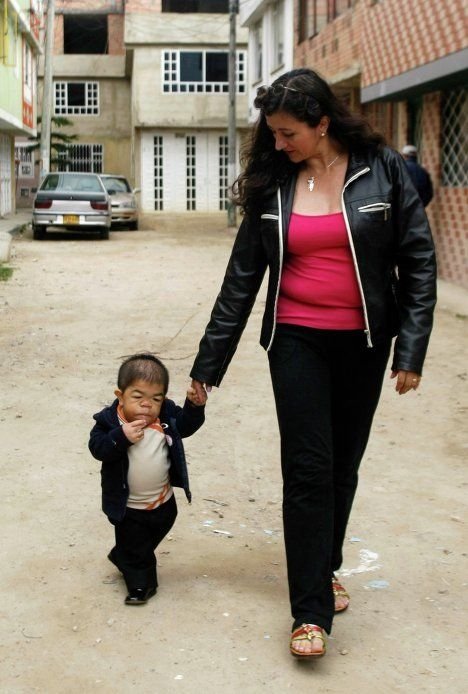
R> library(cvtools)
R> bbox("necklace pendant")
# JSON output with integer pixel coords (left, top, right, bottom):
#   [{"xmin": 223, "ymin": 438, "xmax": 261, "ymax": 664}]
[{"xmin": 307, "ymin": 176, "xmax": 315, "ymax": 192}]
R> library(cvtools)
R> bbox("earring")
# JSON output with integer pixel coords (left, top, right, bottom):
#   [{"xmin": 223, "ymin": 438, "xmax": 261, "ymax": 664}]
[{"xmin": 321, "ymin": 132, "xmax": 326, "ymax": 137}]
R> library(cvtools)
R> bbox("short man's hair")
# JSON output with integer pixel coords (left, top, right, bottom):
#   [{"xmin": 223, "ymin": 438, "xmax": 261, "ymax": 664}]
[{"xmin": 117, "ymin": 353, "xmax": 169, "ymax": 394}]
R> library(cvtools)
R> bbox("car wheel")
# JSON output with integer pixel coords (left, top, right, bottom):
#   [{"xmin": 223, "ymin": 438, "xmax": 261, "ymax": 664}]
[
  {"xmin": 129, "ymin": 220, "xmax": 138, "ymax": 231},
  {"xmin": 32, "ymin": 225, "xmax": 46, "ymax": 240},
  {"xmin": 100, "ymin": 228, "xmax": 110, "ymax": 240}
]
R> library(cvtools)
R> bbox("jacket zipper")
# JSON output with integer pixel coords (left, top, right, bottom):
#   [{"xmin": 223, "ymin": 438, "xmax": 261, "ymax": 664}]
[
  {"xmin": 266, "ymin": 188, "xmax": 284, "ymax": 351},
  {"xmin": 341, "ymin": 167, "xmax": 373, "ymax": 347}
]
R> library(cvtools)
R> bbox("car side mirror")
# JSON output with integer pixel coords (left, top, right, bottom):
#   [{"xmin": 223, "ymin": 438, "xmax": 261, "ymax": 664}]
[{"xmin": 133, "ymin": 188, "xmax": 141, "ymax": 194}]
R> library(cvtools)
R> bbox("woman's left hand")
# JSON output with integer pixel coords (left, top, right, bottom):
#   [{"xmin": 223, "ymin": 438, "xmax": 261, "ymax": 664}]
[{"xmin": 390, "ymin": 370, "xmax": 421, "ymax": 395}]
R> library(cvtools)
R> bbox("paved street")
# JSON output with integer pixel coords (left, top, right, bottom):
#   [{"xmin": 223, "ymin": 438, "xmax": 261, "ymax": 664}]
[{"xmin": 0, "ymin": 220, "xmax": 467, "ymax": 693}]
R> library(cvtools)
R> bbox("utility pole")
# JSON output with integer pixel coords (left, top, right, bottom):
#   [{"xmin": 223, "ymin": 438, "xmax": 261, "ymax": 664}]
[
  {"xmin": 227, "ymin": 0, "xmax": 238, "ymax": 228},
  {"xmin": 39, "ymin": 0, "xmax": 56, "ymax": 181}
]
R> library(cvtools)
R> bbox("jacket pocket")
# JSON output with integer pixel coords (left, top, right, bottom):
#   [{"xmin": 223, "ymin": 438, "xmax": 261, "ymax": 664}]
[{"xmin": 358, "ymin": 202, "xmax": 392, "ymax": 220}]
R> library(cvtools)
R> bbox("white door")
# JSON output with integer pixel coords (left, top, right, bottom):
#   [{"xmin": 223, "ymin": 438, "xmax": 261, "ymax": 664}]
[
  {"xmin": 141, "ymin": 131, "xmax": 233, "ymax": 213},
  {"xmin": 0, "ymin": 135, "xmax": 12, "ymax": 216}
]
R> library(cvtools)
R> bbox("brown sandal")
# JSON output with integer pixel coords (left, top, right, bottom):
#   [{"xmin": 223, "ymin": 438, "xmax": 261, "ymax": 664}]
[
  {"xmin": 290, "ymin": 623, "xmax": 326, "ymax": 658},
  {"xmin": 332, "ymin": 575, "xmax": 350, "ymax": 613}
]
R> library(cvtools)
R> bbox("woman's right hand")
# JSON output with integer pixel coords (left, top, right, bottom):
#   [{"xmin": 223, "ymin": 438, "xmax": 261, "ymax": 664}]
[{"xmin": 191, "ymin": 379, "xmax": 212, "ymax": 405}]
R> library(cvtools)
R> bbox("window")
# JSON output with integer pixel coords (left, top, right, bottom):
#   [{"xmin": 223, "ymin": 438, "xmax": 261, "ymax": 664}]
[
  {"xmin": 271, "ymin": 1, "xmax": 284, "ymax": 69},
  {"xmin": 24, "ymin": 43, "xmax": 33, "ymax": 91},
  {"xmin": 63, "ymin": 15, "xmax": 108, "ymax": 54},
  {"xmin": 54, "ymin": 82, "xmax": 99, "ymax": 115},
  {"xmin": 154, "ymin": 136, "xmax": 164, "ymax": 211},
  {"xmin": 252, "ymin": 21, "xmax": 263, "ymax": 83},
  {"xmin": 330, "ymin": 0, "xmax": 356, "ymax": 20},
  {"xmin": 15, "ymin": 145, "xmax": 34, "ymax": 178},
  {"xmin": 441, "ymin": 88, "xmax": 468, "ymax": 187},
  {"xmin": 299, "ymin": 0, "xmax": 328, "ymax": 41},
  {"xmin": 219, "ymin": 135, "xmax": 229, "ymax": 211},
  {"xmin": 162, "ymin": 51, "xmax": 246, "ymax": 93},
  {"xmin": 162, "ymin": 0, "xmax": 229, "ymax": 11},
  {"xmin": 58, "ymin": 144, "xmax": 103, "ymax": 172}
]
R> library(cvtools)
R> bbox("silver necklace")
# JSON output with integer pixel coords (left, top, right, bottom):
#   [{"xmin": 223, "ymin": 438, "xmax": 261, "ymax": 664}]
[{"xmin": 306, "ymin": 155, "xmax": 340, "ymax": 192}]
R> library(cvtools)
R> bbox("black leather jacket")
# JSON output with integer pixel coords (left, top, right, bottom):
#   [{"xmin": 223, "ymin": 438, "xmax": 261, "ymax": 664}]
[{"xmin": 191, "ymin": 147, "xmax": 437, "ymax": 386}]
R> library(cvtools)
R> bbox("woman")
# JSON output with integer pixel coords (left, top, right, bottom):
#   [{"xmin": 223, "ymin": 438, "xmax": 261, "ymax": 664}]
[{"xmin": 190, "ymin": 69, "xmax": 436, "ymax": 658}]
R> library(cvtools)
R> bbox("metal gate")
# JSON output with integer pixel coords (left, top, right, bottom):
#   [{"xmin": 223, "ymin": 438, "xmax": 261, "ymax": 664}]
[{"xmin": 0, "ymin": 135, "xmax": 12, "ymax": 216}]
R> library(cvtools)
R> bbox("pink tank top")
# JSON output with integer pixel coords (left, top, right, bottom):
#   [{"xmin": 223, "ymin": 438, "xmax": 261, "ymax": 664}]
[{"xmin": 276, "ymin": 212, "xmax": 365, "ymax": 330}]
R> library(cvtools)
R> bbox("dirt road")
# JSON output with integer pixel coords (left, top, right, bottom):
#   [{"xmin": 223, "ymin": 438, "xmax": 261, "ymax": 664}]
[{"xmin": 1, "ymin": 221, "xmax": 467, "ymax": 693}]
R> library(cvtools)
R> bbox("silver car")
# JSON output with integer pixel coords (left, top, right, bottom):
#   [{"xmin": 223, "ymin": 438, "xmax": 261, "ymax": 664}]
[
  {"xmin": 99, "ymin": 174, "xmax": 140, "ymax": 230},
  {"xmin": 32, "ymin": 172, "xmax": 111, "ymax": 240}
]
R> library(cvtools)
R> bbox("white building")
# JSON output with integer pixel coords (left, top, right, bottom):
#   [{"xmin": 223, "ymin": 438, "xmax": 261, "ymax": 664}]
[
  {"xmin": 125, "ymin": 2, "xmax": 249, "ymax": 214},
  {"xmin": 240, "ymin": 0, "xmax": 294, "ymax": 123}
]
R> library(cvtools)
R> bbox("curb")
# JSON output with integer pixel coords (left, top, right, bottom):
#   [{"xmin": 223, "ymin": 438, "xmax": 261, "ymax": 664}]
[{"xmin": 0, "ymin": 231, "xmax": 12, "ymax": 263}]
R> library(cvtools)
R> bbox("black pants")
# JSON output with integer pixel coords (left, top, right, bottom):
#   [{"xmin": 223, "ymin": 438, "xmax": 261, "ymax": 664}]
[
  {"xmin": 110, "ymin": 494, "xmax": 177, "ymax": 592},
  {"xmin": 268, "ymin": 324, "xmax": 391, "ymax": 633}
]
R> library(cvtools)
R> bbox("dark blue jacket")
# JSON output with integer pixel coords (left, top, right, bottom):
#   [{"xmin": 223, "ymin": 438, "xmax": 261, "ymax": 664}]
[
  {"xmin": 404, "ymin": 158, "xmax": 433, "ymax": 207},
  {"xmin": 89, "ymin": 398, "xmax": 205, "ymax": 523}
]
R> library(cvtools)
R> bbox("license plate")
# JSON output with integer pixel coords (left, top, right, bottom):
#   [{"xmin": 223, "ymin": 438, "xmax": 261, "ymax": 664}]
[{"xmin": 63, "ymin": 215, "xmax": 79, "ymax": 224}]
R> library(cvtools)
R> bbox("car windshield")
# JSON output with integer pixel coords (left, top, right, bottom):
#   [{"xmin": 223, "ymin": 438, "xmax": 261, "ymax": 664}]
[
  {"xmin": 102, "ymin": 177, "xmax": 131, "ymax": 193},
  {"xmin": 41, "ymin": 174, "xmax": 103, "ymax": 192}
]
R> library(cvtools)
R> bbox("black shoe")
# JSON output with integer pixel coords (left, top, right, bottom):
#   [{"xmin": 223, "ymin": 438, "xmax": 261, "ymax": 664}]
[{"xmin": 124, "ymin": 587, "xmax": 157, "ymax": 605}]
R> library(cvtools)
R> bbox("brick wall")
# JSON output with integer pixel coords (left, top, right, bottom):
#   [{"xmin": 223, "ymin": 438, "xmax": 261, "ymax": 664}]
[
  {"xmin": 108, "ymin": 14, "xmax": 125, "ymax": 55},
  {"xmin": 361, "ymin": 0, "xmax": 465, "ymax": 87},
  {"xmin": 293, "ymin": 0, "xmax": 467, "ymax": 288},
  {"xmin": 294, "ymin": 0, "xmax": 364, "ymax": 79}
]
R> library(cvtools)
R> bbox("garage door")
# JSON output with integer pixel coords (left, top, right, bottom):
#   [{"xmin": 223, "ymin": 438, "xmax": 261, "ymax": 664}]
[{"xmin": 141, "ymin": 131, "xmax": 234, "ymax": 213}]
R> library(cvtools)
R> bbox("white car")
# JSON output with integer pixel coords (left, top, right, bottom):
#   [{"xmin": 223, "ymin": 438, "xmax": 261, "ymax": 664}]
[
  {"xmin": 99, "ymin": 174, "xmax": 140, "ymax": 230},
  {"xmin": 32, "ymin": 172, "xmax": 111, "ymax": 240}
]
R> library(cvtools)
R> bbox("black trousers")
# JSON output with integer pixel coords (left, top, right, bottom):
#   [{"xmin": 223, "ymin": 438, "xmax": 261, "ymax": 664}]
[
  {"xmin": 111, "ymin": 494, "xmax": 177, "ymax": 592},
  {"xmin": 268, "ymin": 324, "xmax": 391, "ymax": 633}
]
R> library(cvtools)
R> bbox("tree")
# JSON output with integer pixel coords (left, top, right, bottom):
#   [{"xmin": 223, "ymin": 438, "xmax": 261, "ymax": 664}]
[{"xmin": 27, "ymin": 116, "xmax": 78, "ymax": 169}]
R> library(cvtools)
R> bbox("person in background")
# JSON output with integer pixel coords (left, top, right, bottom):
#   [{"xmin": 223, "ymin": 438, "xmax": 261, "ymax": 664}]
[
  {"xmin": 190, "ymin": 68, "xmax": 437, "ymax": 659},
  {"xmin": 401, "ymin": 144, "xmax": 434, "ymax": 207}
]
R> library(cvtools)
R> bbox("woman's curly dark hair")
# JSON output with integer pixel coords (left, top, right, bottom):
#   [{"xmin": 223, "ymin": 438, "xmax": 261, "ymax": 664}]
[{"xmin": 233, "ymin": 68, "xmax": 386, "ymax": 216}]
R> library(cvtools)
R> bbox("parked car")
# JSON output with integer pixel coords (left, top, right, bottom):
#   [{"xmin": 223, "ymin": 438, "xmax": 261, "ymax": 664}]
[
  {"xmin": 99, "ymin": 174, "xmax": 140, "ymax": 230},
  {"xmin": 32, "ymin": 172, "xmax": 111, "ymax": 240}
]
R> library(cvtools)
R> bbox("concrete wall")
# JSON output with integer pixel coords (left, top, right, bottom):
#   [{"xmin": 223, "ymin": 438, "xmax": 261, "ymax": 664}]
[{"xmin": 131, "ymin": 49, "xmax": 248, "ymax": 129}]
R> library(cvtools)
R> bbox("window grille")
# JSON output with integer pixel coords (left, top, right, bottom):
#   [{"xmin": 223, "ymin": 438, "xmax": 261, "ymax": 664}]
[
  {"xmin": 58, "ymin": 144, "xmax": 103, "ymax": 172},
  {"xmin": 441, "ymin": 88, "xmax": 468, "ymax": 187},
  {"xmin": 219, "ymin": 135, "xmax": 229, "ymax": 211},
  {"xmin": 162, "ymin": 50, "xmax": 246, "ymax": 94},
  {"xmin": 15, "ymin": 146, "xmax": 33, "ymax": 163},
  {"xmin": 15, "ymin": 145, "xmax": 34, "ymax": 177},
  {"xmin": 54, "ymin": 82, "xmax": 99, "ymax": 115},
  {"xmin": 186, "ymin": 136, "xmax": 196, "ymax": 211},
  {"xmin": 154, "ymin": 136, "xmax": 164, "ymax": 211}
]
